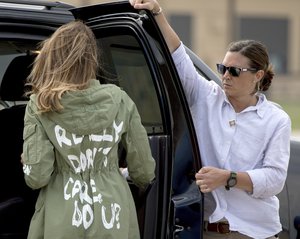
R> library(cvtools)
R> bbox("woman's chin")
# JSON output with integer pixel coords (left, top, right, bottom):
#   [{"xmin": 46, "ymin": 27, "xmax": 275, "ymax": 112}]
[{"xmin": 223, "ymin": 86, "xmax": 232, "ymax": 94}]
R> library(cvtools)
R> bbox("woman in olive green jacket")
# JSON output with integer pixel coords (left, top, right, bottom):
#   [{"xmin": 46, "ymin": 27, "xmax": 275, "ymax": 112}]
[{"xmin": 22, "ymin": 20, "xmax": 155, "ymax": 239}]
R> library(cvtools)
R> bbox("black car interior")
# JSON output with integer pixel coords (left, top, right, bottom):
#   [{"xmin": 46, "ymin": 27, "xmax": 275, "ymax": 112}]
[{"xmin": 0, "ymin": 53, "xmax": 39, "ymax": 238}]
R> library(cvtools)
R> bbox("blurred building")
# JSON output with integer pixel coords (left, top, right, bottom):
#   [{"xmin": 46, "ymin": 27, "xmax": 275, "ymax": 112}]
[{"xmin": 62, "ymin": 0, "xmax": 300, "ymax": 102}]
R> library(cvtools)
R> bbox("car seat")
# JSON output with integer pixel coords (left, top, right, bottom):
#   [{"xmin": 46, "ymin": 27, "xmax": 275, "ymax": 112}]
[{"xmin": 0, "ymin": 54, "xmax": 38, "ymax": 238}]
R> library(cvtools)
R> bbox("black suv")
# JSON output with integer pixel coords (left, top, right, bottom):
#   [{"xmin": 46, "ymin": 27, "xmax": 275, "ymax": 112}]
[{"xmin": 0, "ymin": 1, "xmax": 299, "ymax": 239}]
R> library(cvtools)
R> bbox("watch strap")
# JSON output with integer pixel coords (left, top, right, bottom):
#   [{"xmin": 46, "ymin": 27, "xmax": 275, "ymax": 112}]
[{"xmin": 225, "ymin": 171, "xmax": 237, "ymax": 190}]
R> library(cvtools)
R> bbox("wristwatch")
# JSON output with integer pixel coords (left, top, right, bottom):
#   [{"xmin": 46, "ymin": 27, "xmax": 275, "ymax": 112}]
[{"xmin": 225, "ymin": 171, "xmax": 237, "ymax": 190}]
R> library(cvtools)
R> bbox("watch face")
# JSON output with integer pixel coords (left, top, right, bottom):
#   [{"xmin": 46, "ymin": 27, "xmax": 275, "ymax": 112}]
[
  {"xmin": 228, "ymin": 178, "xmax": 237, "ymax": 187},
  {"xmin": 225, "ymin": 171, "xmax": 237, "ymax": 190}
]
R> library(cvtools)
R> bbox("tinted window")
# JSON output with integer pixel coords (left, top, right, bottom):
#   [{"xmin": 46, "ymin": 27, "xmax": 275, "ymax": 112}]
[
  {"xmin": 0, "ymin": 40, "xmax": 38, "ymax": 105},
  {"xmin": 96, "ymin": 34, "xmax": 163, "ymax": 134},
  {"xmin": 0, "ymin": 42, "xmax": 31, "ymax": 86}
]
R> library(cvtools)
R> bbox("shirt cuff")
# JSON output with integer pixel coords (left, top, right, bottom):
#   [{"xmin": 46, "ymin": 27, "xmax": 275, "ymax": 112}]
[{"xmin": 246, "ymin": 169, "xmax": 266, "ymax": 198}]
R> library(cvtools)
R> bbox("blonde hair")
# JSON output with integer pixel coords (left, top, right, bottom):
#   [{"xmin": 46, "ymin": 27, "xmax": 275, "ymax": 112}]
[{"xmin": 27, "ymin": 20, "xmax": 98, "ymax": 112}]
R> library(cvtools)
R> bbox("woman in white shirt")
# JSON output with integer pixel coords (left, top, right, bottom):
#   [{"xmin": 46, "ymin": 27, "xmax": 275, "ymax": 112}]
[{"xmin": 130, "ymin": 0, "xmax": 291, "ymax": 238}]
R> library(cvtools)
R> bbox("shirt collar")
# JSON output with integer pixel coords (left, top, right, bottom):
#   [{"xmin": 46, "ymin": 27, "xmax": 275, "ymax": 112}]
[
  {"xmin": 223, "ymin": 93, "xmax": 268, "ymax": 118},
  {"xmin": 255, "ymin": 93, "xmax": 268, "ymax": 118}
]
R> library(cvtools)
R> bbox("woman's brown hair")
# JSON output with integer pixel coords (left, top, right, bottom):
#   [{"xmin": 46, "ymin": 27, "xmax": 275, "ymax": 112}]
[{"xmin": 27, "ymin": 20, "xmax": 98, "ymax": 112}]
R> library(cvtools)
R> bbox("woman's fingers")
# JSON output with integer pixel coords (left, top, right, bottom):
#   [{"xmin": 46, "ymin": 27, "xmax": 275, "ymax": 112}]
[{"xmin": 129, "ymin": 0, "xmax": 156, "ymax": 11}]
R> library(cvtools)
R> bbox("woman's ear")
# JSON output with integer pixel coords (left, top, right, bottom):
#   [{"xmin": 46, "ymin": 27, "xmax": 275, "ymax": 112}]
[{"xmin": 255, "ymin": 70, "xmax": 264, "ymax": 81}]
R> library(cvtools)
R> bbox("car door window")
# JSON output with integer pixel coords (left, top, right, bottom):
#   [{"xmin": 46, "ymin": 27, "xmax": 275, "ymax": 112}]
[{"xmin": 96, "ymin": 33, "xmax": 163, "ymax": 135}]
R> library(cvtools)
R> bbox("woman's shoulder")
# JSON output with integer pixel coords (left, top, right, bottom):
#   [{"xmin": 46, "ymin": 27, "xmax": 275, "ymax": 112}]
[
  {"xmin": 263, "ymin": 98, "xmax": 291, "ymax": 125},
  {"xmin": 26, "ymin": 94, "xmax": 38, "ymax": 112},
  {"xmin": 98, "ymin": 83, "xmax": 134, "ymax": 106},
  {"xmin": 99, "ymin": 83, "xmax": 123, "ymax": 94}
]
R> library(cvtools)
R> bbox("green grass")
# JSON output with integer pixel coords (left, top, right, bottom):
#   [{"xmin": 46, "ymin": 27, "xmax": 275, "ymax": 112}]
[{"xmin": 277, "ymin": 102, "xmax": 300, "ymax": 131}]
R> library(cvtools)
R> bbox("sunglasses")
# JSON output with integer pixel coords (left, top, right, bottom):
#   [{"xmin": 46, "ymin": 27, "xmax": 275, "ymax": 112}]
[{"xmin": 216, "ymin": 63, "xmax": 257, "ymax": 77}]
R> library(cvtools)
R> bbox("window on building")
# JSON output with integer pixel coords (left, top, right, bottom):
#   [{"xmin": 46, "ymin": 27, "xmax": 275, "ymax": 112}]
[
  {"xmin": 169, "ymin": 14, "xmax": 192, "ymax": 49},
  {"xmin": 238, "ymin": 17, "xmax": 288, "ymax": 74}
]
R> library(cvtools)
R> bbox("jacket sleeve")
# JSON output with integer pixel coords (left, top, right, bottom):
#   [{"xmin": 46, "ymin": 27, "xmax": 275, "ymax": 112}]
[
  {"xmin": 22, "ymin": 102, "xmax": 55, "ymax": 189},
  {"xmin": 121, "ymin": 94, "xmax": 156, "ymax": 190}
]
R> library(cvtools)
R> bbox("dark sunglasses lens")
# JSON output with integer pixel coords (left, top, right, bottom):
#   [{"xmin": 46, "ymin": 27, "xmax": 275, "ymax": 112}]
[
  {"xmin": 228, "ymin": 67, "xmax": 240, "ymax": 77},
  {"xmin": 217, "ymin": 64, "xmax": 226, "ymax": 75}
]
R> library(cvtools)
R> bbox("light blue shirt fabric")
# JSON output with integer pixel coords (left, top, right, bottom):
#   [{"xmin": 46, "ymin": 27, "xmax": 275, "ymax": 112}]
[{"xmin": 172, "ymin": 43, "xmax": 291, "ymax": 238}]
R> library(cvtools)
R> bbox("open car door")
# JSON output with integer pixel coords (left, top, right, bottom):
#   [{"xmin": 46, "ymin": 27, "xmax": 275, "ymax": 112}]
[{"xmin": 71, "ymin": 1, "xmax": 203, "ymax": 239}]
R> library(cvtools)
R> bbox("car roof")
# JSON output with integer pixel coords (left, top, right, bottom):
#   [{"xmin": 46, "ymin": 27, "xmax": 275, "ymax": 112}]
[
  {"xmin": 0, "ymin": 0, "xmax": 73, "ymax": 11},
  {"xmin": 0, "ymin": 0, "xmax": 74, "ymax": 28}
]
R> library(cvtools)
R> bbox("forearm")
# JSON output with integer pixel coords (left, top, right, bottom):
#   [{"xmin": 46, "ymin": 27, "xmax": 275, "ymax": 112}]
[
  {"xmin": 196, "ymin": 167, "xmax": 253, "ymax": 193},
  {"xmin": 235, "ymin": 171, "xmax": 253, "ymax": 193},
  {"xmin": 153, "ymin": 11, "xmax": 181, "ymax": 53}
]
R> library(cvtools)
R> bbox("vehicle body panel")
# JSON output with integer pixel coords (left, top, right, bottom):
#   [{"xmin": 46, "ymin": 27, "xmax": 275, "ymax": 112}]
[{"xmin": 278, "ymin": 140, "xmax": 300, "ymax": 239}]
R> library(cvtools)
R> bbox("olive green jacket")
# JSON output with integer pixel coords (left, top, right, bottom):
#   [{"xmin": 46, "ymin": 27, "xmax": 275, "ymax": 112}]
[{"xmin": 22, "ymin": 80, "xmax": 155, "ymax": 239}]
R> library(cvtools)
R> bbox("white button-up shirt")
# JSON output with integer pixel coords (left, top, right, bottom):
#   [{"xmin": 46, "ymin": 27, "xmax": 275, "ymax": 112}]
[{"xmin": 172, "ymin": 43, "xmax": 291, "ymax": 238}]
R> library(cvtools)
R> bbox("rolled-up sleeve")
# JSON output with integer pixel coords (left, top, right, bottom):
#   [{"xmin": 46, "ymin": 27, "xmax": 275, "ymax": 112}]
[{"xmin": 247, "ymin": 116, "xmax": 291, "ymax": 198}]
